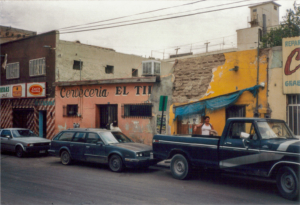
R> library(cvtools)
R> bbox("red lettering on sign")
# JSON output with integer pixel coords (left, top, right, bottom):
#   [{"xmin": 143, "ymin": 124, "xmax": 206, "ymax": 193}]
[
  {"xmin": 284, "ymin": 48, "xmax": 300, "ymax": 75},
  {"xmin": 29, "ymin": 85, "xmax": 43, "ymax": 95}
]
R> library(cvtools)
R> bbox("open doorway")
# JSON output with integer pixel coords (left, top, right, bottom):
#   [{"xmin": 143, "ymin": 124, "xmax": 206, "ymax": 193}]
[{"xmin": 98, "ymin": 104, "xmax": 118, "ymax": 129}]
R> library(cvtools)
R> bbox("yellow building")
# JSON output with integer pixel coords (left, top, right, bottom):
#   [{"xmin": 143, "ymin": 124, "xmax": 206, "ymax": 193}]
[{"xmin": 169, "ymin": 49, "xmax": 269, "ymax": 136}]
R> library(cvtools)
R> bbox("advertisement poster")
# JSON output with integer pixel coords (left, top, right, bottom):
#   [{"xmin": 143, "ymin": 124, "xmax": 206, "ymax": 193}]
[
  {"xmin": 0, "ymin": 85, "xmax": 11, "ymax": 98},
  {"xmin": 282, "ymin": 36, "xmax": 300, "ymax": 94},
  {"xmin": 0, "ymin": 84, "xmax": 26, "ymax": 99},
  {"xmin": 27, "ymin": 82, "xmax": 46, "ymax": 98},
  {"xmin": 157, "ymin": 114, "xmax": 166, "ymax": 134}
]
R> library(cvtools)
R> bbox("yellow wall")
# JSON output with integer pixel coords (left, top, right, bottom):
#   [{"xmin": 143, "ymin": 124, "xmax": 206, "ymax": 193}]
[{"xmin": 170, "ymin": 49, "xmax": 269, "ymax": 135}]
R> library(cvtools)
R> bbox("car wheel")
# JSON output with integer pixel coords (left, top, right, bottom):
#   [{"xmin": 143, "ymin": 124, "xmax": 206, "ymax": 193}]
[
  {"xmin": 170, "ymin": 154, "xmax": 190, "ymax": 180},
  {"xmin": 109, "ymin": 154, "xmax": 124, "ymax": 172},
  {"xmin": 15, "ymin": 146, "xmax": 24, "ymax": 158},
  {"xmin": 60, "ymin": 150, "xmax": 72, "ymax": 165},
  {"xmin": 276, "ymin": 166, "xmax": 299, "ymax": 200}
]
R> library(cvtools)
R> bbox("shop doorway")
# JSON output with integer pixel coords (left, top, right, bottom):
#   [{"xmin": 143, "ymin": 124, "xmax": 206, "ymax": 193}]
[
  {"xmin": 13, "ymin": 109, "xmax": 34, "ymax": 129},
  {"xmin": 39, "ymin": 111, "xmax": 47, "ymax": 138},
  {"xmin": 99, "ymin": 104, "xmax": 118, "ymax": 129}
]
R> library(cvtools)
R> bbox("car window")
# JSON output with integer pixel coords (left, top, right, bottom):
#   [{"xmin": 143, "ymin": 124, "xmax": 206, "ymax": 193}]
[
  {"xmin": 227, "ymin": 122, "xmax": 257, "ymax": 140},
  {"xmin": 12, "ymin": 129, "xmax": 37, "ymax": 137},
  {"xmin": 1, "ymin": 130, "xmax": 12, "ymax": 137},
  {"xmin": 100, "ymin": 132, "xmax": 132, "ymax": 144},
  {"xmin": 86, "ymin": 133, "xmax": 102, "ymax": 144},
  {"xmin": 72, "ymin": 132, "xmax": 86, "ymax": 143},
  {"xmin": 58, "ymin": 132, "xmax": 75, "ymax": 141}
]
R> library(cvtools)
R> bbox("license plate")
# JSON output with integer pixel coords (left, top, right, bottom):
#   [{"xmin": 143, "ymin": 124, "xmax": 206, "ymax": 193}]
[
  {"xmin": 150, "ymin": 152, "xmax": 153, "ymax": 159},
  {"xmin": 39, "ymin": 150, "xmax": 46, "ymax": 153}
]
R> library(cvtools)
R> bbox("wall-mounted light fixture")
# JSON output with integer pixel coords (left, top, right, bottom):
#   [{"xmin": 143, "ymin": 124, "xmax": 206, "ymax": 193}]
[{"xmin": 229, "ymin": 66, "xmax": 239, "ymax": 72}]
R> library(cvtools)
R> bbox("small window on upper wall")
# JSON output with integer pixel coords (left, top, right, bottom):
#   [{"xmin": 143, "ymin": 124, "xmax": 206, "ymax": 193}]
[
  {"xmin": 29, "ymin": 57, "xmax": 46, "ymax": 76},
  {"xmin": 73, "ymin": 60, "xmax": 83, "ymax": 70},
  {"xmin": 253, "ymin": 9, "xmax": 257, "ymax": 12},
  {"xmin": 6, "ymin": 62, "xmax": 20, "ymax": 79},
  {"xmin": 105, "ymin": 65, "xmax": 114, "ymax": 74},
  {"xmin": 132, "ymin": 69, "xmax": 138, "ymax": 77},
  {"xmin": 274, "ymin": 6, "xmax": 277, "ymax": 10}
]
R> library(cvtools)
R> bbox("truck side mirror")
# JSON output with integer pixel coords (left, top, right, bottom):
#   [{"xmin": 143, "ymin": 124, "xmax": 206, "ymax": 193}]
[{"xmin": 6, "ymin": 135, "xmax": 12, "ymax": 139}]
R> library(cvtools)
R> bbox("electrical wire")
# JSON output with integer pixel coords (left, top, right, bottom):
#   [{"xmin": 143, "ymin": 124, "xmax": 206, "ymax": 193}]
[
  {"xmin": 59, "ymin": 0, "xmax": 207, "ymax": 30},
  {"xmin": 59, "ymin": 2, "xmax": 269, "ymax": 35},
  {"xmin": 60, "ymin": 0, "xmax": 249, "ymax": 32}
]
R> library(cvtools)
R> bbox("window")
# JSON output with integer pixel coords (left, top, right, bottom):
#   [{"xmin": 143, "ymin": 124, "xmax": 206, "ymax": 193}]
[
  {"xmin": 287, "ymin": 95, "xmax": 300, "ymax": 135},
  {"xmin": 253, "ymin": 9, "xmax": 257, "ymax": 12},
  {"xmin": 58, "ymin": 132, "xmax": 75, "ymax": 141},
  {"xmin": 122, "ymin": 103, "xmax": 152, "ymax": 118},
  {"xmin": 274, "ymin": 6, "xmax": 277, "ymax": 10},
  {"xmin": 132, "ymin": 69, "xmax": 138, "ymax": 77},
  {"xmin": 1, "ymin": 130, "xmax": 12, "ymax": 137},
  {"xmin": 6, "ymin": 62, "xmax": 20, "ymax": 79},
  {"xmin": 227, "ymin": 122, "xmax": 256, "ymax": 139},
  {"xmin": 73, "ymin": 60, "xmax": 83, "ymax": 70},
  {"xmin": 226, "ymin": 105, "xmax": 245, "ymax": 120},
  {"xmin": 72, "ymin": 132, "xmax": 86, "ymax": 142},
  {"xmin": 154, "ymin": 62, "xmax": 160, "ymax": 75},
  {"xmin": 86, "ymin": 133, "xmax": 101, "ymax": 143},
  {"xmin": 105, "ymin": 65, "xmax": 114, "ymax": 74},
  {"xmin": 63, "ymin": 105, "xmax": 78, "ymax": 117},
  {"xmin": 143, "ymin": 62, "xmax": 152, "ymax": 75},
  {"xmin": 29, "ymin": 57, "xmax": 46, "ymax": 76}
]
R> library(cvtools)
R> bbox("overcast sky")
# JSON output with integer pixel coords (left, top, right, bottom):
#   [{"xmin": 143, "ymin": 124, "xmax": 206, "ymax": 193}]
[{"xmin": 0, "ymin": 0, "xmax": 296, "ymax": 59}]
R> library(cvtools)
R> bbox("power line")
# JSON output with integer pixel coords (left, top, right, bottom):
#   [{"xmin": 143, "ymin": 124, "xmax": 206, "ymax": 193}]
[
  {"xmin": 59, "ymin": 0, "xmax": 207, "ymax": 30},
  {"xmin": 61, "ymin": 0, "xmax": 249, "ymax": 32},
  {"xmin": 59, "ymin": 2, "xmax": 268, "ymax": 35}
]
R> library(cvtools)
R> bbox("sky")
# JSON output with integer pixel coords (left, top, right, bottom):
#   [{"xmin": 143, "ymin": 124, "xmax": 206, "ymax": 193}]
[{"xmin": 0, "ymin": 0, "xmax": 297, "ymax": 59}]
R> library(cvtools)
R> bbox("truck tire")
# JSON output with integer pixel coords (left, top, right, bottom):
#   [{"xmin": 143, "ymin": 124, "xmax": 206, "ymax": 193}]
[
  {"xmin": 276, "ymin": 166, "xmax": 299, "ymax": 200},
  {"xmin": 170, "ymin": 154, "xmax": 190, "ymax": 180}
]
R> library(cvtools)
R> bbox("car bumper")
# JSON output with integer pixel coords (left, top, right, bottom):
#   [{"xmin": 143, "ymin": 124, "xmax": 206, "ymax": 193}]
[
  {"xmin": 124, "ymin": 157, "xmax": 161, "ymax": 168},
  {"xmin": 24, "ymin": 145, "xmax": 50, "ymax": 154}
]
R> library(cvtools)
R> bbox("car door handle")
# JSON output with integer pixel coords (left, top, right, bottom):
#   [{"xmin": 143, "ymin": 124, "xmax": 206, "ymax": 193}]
[
  {"xmin": 225, "ymin": 142, "xmax": 232, "ymax": 145},
  {"xmin": 86, "ymin": 146, "xmax": 90, "ymax": 148}
]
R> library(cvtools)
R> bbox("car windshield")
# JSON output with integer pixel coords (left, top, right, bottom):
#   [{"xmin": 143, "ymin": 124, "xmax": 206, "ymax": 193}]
[
  {"xmin": 257, "ymin": 121, "xmax": 294, "ymax": 139},
  {"xmin": 12, "ymin": 130, "xmax": 37, "ymax": 137},
  {"xmin": 101, "ymin": 132, "xmax": 133, "ymax": 144}
]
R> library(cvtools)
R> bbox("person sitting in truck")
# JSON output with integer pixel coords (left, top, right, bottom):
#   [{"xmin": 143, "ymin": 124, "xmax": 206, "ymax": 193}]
[{"xmin": 193, "ymin": 116, "xmax": 214, "ymax": 135}]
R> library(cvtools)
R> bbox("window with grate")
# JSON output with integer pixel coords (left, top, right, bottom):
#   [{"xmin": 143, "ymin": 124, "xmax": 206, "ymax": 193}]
[
  {"xmin": 63, "ymin": 104, "xmax": 78, "ymax": 117},
  {"xmin": 287, "ymin": 95, "xmax": 300, "ymax": 135},
  {"xmin": 73, "ymin": 60, "xmax": 83, "ymax": 70},
  {"xmin": 143, "ymin": 62, "xmax": 152, "ymax": 75},
  {"xmin": 105, "ymin": 65, "xmax": 114, "ymax": 74},
  {"xmin": 29, "ymin": 57, "xmax": 46, "ymax": 76},
  {"xmin": 132, "ymin": 69, "xmax": 138, "ymax": 77},
  {"xmin": 122, "ymin": 103, "xmax": 152, "ymax": 118},
  {"xmin": 154, "ymin": 62, "xmax": 160, "ymax": 75},
  {"xmin": 6, "ymin": 62, "xmax": 20, "ymax": 79}
]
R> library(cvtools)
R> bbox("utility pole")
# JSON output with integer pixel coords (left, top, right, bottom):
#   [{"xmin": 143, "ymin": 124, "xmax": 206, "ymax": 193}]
[{"xmin": 204, "ymin": 42, "xmax": 210, "ymax": 53}]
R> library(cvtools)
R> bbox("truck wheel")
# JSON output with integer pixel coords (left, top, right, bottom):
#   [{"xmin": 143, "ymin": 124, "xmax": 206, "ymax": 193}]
[
  {"xmin": 60, "ymin": 150, "xmax": 72, "ymax": 165},
  {"xmin": 170, "ymin": 154, "xmax": 190, "ymax": 180},
  {"xmin": 109, "ymin": 154, "xmax": 124, "ymax": 172},
  {"xmin": 276, "ymin": 166, "xmax": 299, "ymax": 200}
]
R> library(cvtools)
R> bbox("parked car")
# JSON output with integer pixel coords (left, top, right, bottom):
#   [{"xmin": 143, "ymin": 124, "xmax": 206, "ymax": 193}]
[
  {"xmin": 153, "ymin": 118, "xmax": 300, "ymax": 200},
  {"xmin": 0, "ymin": 128, "xmax": 51, "ymax": 157},
  {"xmin": 49, "ymin": 128, "xmax": 160, "ymax": 172}
]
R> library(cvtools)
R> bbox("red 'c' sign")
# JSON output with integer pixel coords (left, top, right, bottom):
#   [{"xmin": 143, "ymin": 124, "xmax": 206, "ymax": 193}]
[
  {"xmin": 284, "ymin": 48, "xmax": 300, "ymax": 75},
  {"xmin": 29, "ymin": 85, "xmax": 43, "ymax": 95}
]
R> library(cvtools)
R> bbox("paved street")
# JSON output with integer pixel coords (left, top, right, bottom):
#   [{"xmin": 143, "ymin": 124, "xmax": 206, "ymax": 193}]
[{"xmin": 1, "ymin": 153, "xmax": 299, "ymax": 205}]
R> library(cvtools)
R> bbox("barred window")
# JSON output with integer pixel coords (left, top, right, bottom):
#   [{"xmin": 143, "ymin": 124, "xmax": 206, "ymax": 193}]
[
  {"xmin": 6, "ymin": 62, "xmax": 20, "ymax": 79},
  {"xmin": 287, "ymin": 95, "xmax": 300, "ymax": 135},
  {"xmin": 154, "ymin": 62, "xmax": 160, "ymax": 75},
  {"xmin": 29, "ymin": 57, "xmax": 46, "ymax": 76},
  {"xmin": 143, "ymin": 62, "xmax": 152, "ymax": 75},
  {"xmin": 63, "ymin": 104, "xmax": 78, "ymax": 117},
  {"xmin": 122, "ymin": 103, "xmax": 152, "ymax": 118}
]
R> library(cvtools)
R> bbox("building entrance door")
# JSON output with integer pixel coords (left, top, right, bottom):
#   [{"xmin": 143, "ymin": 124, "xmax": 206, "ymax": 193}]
[
  {"xmin": 39, "ymin": 111, "xmax": 47, "ymax": 138},
  {"xmin": 13, "ymin": 109, "xmax": 34, "ymax": 129},
  {"xmin": 99, "ymin": 104, "xmax": 118, "ymax": 129}
]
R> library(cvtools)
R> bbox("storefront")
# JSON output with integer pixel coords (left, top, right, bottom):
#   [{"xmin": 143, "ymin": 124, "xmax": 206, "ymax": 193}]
[
  {"xmin": 0, "ymin": 82, "xmax": 55, "ymax": 138},
  {"xmin": 54, "ymin": 77, "xmax": 157, "ymax": 144}
]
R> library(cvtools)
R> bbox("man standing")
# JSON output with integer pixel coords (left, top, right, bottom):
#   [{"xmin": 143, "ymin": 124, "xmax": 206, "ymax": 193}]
[{"xmin": 193, "ymin": 116, "xmax": 214, "ymax": 135}]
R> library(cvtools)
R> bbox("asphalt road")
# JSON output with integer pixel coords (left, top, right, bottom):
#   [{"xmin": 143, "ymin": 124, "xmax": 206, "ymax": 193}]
[{"xmin": 1, "ymin": 153, "xmax": 299, "ymax": 205}]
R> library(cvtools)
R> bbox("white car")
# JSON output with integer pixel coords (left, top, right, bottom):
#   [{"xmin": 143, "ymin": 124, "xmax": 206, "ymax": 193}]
[{"xmin": 0, "ymin": 128, "xmax": 51, "ymax": 157}]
